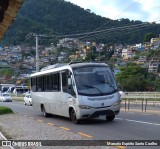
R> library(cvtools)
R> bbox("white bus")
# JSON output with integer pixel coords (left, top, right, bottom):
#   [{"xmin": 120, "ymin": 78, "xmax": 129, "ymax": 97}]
[
  {"xmin": 30, "ymin": 62, "xmax": 121, "ymax": 124},
  {"xmin": 13, "ymin": 86, "xmax": 30, "ymax": 95},
  {"xmin": 0, "ymin": 84, "xmax": 15, "ymax": 94}
]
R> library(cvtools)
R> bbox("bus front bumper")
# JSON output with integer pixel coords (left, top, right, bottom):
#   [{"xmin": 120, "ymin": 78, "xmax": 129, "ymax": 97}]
[{"xmin": 76, "ymin": 105, "xmax": 120, "ymax": 119}]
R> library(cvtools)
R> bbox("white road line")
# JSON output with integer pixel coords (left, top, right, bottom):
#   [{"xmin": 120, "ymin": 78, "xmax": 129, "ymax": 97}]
[
  {"xmin": 115, "ymin": 118, "xmax": 123, "ymax": 120},
  {"xmin": 116, "ymin": 117, "xmax": 160, "ymax": 126},
  {"xmin": 125, "ymin": 119, "xmax": 160, "ymax": 126},
  {"xmin": 142, "ymin": 114, "xmax": 151, "ymax": 116}
]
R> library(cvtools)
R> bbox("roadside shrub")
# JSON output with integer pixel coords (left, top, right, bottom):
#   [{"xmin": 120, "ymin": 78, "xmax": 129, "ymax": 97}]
[{"xmin": 0, "ymin": 106, "xmax": 13, "ymax": 115}]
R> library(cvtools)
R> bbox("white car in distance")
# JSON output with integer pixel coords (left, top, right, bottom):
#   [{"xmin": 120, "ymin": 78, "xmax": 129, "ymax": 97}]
[
  {"xmin": 0, "ymin": 93, "xmax": 12, "ymax": 102},
  {"xmin": 24, "ymin": 93, "xmax": 32, "ymax": 106}
]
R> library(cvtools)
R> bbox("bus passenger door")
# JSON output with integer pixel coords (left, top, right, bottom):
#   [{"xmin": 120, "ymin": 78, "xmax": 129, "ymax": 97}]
[{"xmin": 61, "ymin": 70, "xmax": 77, "ymax": 118}]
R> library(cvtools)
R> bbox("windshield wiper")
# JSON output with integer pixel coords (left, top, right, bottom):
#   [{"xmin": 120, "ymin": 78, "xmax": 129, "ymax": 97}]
[
  {"xmin": 81, "ymin": 84, "xmax": 103, "ymax": 94},
  {"xmin": 97, "ymin": 80, "xmax": 116, "ymax": 91}
]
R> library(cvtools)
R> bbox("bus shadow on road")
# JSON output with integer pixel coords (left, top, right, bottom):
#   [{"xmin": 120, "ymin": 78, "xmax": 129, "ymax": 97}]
[
  {"xmin": 79, "ymin": 118, "xmax": 120, "ymax": 125},
  {"xmin": 41, "ymin": 114, "xmax": 119, "ymax": 125}
]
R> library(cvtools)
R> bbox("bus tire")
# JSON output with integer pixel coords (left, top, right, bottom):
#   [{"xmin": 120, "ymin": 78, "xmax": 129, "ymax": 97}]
[
  {"xmin": 106, "ymin": 115, "xmax": 115, "ymax": 121},
  {"xmin": 70, "ymin": 109, "xmax": 80, "ymax": 124},
  {"xmin": 41, "ymin": 105, "xmax": 49, "ymax": 117}
]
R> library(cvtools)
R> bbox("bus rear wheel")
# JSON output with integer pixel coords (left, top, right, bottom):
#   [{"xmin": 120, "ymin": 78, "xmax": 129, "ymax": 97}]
[
  {"xmin": 106, "ymin": 115, "xmax": 115, "ymax": 121},
  {"xmin": 42, "ymin": 105, "xmax": 49, "ymax": 117},
  {"xmin": 70, "ymin": 109, "xmax": 80, "ymax": 124}
]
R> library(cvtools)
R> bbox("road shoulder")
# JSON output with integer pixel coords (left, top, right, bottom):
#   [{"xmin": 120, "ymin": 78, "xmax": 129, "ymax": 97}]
[{"xmin": 0, "ymin": 113, "xmax": 116, "ymax": 149}]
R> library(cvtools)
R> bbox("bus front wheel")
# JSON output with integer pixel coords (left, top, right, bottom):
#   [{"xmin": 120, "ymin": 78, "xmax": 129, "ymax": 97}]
[
  {"xmin": 106, "ymin": 115, "xmax": 115, "ymax": 121},
  {"xmin": 70, "ymin": 109, "xmax": 80, "ymax": 124}
]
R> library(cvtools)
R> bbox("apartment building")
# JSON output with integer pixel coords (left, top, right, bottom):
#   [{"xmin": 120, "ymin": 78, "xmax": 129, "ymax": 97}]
[{"xmin": 148, "ymin": 57, "xmax": 160, "ymax": 73}]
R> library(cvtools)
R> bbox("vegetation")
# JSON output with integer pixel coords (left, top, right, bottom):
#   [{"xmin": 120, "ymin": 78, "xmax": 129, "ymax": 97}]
[
  {"xmin": 143, "ymin": 32, "xmax": 154, "ymax": 42},
  {"xmin": 1, "ymin": 0, "xmax": 160, "ymax": 45},
  {"xmin": 0, "ymin": 69, "xmax": 15, "ymax": 83},
  {"xmin": 0, "ymin": 106, "xmax": 13, "ymax": 115},
  {"xmin": 0, "ymin": 69, "xmax": 14, "ymax": 77},
  {"xmin": 135, "ymin": 48, "xmax": 160, "ymax": 58},
  {"xmin": 116, "ymin": 63, "xmax": 160, "ymax": 91}
]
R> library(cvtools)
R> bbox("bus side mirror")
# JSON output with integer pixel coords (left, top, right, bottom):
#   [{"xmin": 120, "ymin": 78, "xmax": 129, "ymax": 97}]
[{"xmin": 68, "ymin": 78, "xmax": 71, "ymax": 86}]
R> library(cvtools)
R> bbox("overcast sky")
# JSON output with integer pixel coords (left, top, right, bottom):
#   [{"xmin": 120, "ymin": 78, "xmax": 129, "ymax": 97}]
[{"xmin": 65, "ymin": 0, "xmax": 160, "ymax": 23}]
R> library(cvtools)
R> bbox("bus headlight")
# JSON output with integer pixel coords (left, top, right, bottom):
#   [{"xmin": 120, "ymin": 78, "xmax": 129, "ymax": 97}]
[
  {"xmin": 78, "ymin": 105, "xmax": 93, "ymax": 109},
  {"xmin": 112, "ymin": 100, "xmax": 121, "ymax": 106}
]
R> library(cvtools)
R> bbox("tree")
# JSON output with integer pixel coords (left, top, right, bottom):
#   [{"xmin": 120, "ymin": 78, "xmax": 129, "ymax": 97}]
[
  {"xmin": 116, "ymin": 63, "xmax": 149, "ymax": 91},
  {"xmin": 143, "ymin": 32, "xmax": 154, "ymax": 42}
]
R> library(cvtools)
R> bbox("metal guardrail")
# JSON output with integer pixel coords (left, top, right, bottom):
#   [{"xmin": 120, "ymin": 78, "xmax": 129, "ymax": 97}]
[
  {"xmin": 121, "ymin": 92, "xmax": 160, "ymax": 99},
  {"xmin": 120, "ymin": 92, "xmax": 160, "ymax": 112},
  {"xmin": 122, "ymin": 99, "xmax": 152, "ymax": 112}
]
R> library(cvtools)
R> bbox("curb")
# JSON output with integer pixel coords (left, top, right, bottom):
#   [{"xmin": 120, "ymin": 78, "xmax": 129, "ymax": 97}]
[{"xmin": 0, "ymin": 132, "xmax": 14, "ymax": 149}]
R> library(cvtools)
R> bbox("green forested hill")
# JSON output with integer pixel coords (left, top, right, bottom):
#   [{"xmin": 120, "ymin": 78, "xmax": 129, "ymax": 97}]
[{"xmin": 1, "ymin": 0, "xmax": 160, "ymax": 45}]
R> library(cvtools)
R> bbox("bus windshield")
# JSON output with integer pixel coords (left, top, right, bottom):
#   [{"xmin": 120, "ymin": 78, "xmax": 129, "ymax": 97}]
[{"xmin": 73, "ymin": 66, "xmax": 117, "ymax": 96}]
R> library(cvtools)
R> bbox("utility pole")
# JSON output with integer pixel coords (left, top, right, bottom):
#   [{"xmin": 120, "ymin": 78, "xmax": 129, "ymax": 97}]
[
  {"xmin": 36, "ymin": 35, "xmax": 39, "ymax": 72},
  {"xmin": 29, "ymin": 33, "xmax": 40, "ymax": 72}
]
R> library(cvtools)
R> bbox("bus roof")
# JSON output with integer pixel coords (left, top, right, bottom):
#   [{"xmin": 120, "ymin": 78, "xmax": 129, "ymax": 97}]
[
  {"xmin": 0, "ymin": 84, "xmax": 15, "ymax": 87},
  {"xmin": 30, "ymin": 62, "xmax": 108, "ymax": 77}
]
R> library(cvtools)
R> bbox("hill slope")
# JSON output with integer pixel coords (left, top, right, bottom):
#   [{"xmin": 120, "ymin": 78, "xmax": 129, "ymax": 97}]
[{"xmin": 2, "ymin": 0, "xmax": 160, "ymax": 45}]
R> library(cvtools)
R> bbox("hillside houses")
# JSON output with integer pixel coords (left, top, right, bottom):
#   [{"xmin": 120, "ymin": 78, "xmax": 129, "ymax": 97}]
[
  {"xmin": 57, "ymin": 38, "xmax": 79, "ymax": 49},
  {"xmin": 0, "ymin": 34, "xmax": 160, "ymax": 83},
  {"xmin": 148, "ymin": 57, "xmax": 160, "ymax": 74},
  {"xmin": 151, "ymin": 35, "xmax": 160, "ymax": 47},
  {"xmin": 121, "ymin": 49, "xmax": 135, "ymax": 60},
  {"xmin": 138, "ymin": 56, "xmax": 147, "ymax": 64}
]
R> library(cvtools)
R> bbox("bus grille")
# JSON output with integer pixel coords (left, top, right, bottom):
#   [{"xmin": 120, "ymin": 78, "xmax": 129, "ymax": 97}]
[{"xmin": 88, "ymin": 95, "xmax": 114, "ymax": 101}]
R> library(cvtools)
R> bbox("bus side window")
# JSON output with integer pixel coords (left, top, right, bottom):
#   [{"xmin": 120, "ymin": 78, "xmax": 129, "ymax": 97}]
[
  {"xmin": 46, "ymin": 75, "xmax": 50, "ymax": 91},
  {"xmin": 53, "ymin": 73, "xmax": 60, "ymax": 91},
  {"xmin": 62, "ymin": 71, "xmax": 68, "ymax": 92},
  {"xmin": 70, "ymin": 75, "xmax": 76, "ymax": 97},
  {"xmin": 35, "ymin": 77, "xmax": 38, "ymax": 91},
  {"xmin": 38, "ymin": 76, "xmax": 42, "ymax": 91},
  {"xmin": 50, "ymin": 74, "xmax": 54, "ymax": 91},
  {"xmin": 62, "ymin": 70, "xmax": 76, "ymax": 97},
  {"xmin": 31, "ymin": 78, "xmax": 36, "ymax": 92}
]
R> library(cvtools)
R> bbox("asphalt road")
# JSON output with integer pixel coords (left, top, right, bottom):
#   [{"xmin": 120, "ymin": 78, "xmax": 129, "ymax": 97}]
[{"xmin": 0, "ymin": 101, "xmax": 160, "ymax": 149}]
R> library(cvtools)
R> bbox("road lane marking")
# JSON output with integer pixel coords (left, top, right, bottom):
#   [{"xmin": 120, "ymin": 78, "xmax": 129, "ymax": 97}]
[
  {"xmin": 37, "ymin": 120, "xmax": 43, "ymax": 123},
  {"xmin": 47, "ymin": 122, "xmax": 55, "ymax": 126},
  {"xmin": 77, "ymin": 132, "xmax": 93, "ymax": 138},
  {"xmin": 125, "ymin": 119, "xmax": 160, "ymax": 126},
  {"xmin": 59, "ymin": 127, "xmax": 71, "ymax": 131},
  {"xmin": 142, "ymin": 114, "xmax": 151, "ymax": 116},
  {"xmin": 29, "ymin": 117, "xmax": 34, "ymax": 119},
  {"xmin": 115, "ymin": 118, "xmax": 123, "ymax": 120}
]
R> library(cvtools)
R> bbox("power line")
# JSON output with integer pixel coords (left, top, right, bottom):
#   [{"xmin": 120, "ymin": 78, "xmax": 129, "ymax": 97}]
[
  {"xmin": 83, "ymin": 24, "xmax": 152, "ymax": 41},
  {"xmin": 79, "ymin": 23, "xmax": 152, "ymax": 40},
  {"xmin": 24, "ymin": 21, "xmax": 157, "ymax": 43},
  {"xmin": 54, "ymin": 22, "xmax": 154, "ymax": 39},
  {"xmin": 80, "ymin": 0, "xmax": 141, "ymax": 39}
]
